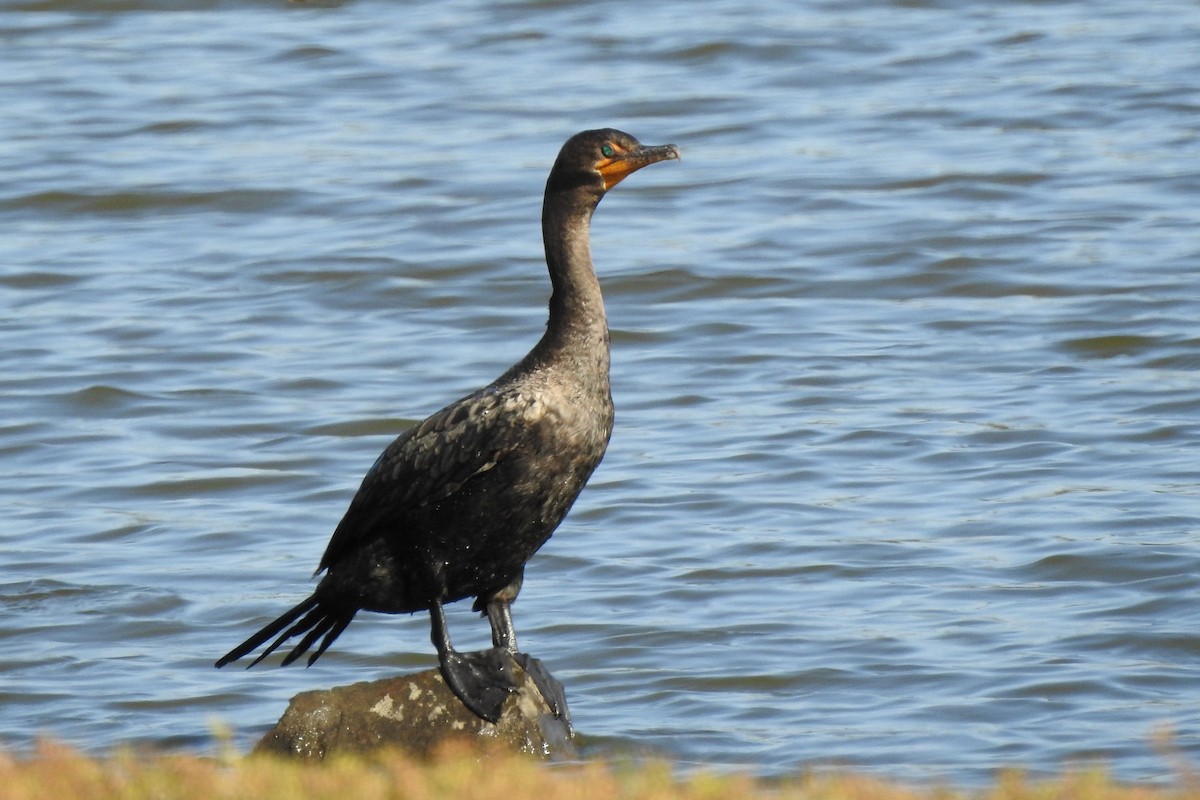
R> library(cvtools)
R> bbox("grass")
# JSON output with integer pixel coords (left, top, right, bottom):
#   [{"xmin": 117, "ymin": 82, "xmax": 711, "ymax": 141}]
[{"xmin": 1, "ymin": 741, "xmax": 1196, "ymax": 800}]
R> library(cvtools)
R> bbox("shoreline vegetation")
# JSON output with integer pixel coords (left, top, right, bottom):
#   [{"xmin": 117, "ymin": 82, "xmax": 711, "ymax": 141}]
[{"xmin": 2, "ymin": 740, "xmax": 1196, "ymax": 800}]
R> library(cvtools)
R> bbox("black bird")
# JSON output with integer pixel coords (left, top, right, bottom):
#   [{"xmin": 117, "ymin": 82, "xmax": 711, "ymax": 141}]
[{"xmin": 215, "ymin": 129, "xmax": 679, "ymax": 725}]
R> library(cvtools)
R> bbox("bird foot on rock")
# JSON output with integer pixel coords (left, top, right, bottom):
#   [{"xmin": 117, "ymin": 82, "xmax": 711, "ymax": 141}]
[
  {"xmin": 439, "ymin": 647, "xmax": 519, "ymax": 723},
  {"xmin": 513, "ymin": 652, "xmax": 572, "ymax": 734},
  {"xmin": 439, "ymin": 648, "xmax": 572, "ymax": 732}
]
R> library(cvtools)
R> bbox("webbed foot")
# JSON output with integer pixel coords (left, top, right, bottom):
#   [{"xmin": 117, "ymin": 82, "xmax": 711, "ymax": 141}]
[
  {"xmin": 513, "ymin": 652, "xmax": 572, "ymax": 734},
  {"xmin": 438, "ymin": 646, "xmax": 518, "ymax": 723}
]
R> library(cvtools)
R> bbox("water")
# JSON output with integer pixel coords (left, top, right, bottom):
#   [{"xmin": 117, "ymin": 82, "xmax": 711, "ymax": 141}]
[{"xmin": 2, "ymin": 0, "xmax": 1199, "ymax": 786}]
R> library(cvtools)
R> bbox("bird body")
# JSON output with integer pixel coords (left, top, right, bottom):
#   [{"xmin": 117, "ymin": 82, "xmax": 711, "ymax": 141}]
[
  {"xmin": 321, "ymin": 369, "xmax": 613, "ymax": 617},
  {"xmin": 216, "ymin": 129, "xmax": 678, "ymax": 723}
]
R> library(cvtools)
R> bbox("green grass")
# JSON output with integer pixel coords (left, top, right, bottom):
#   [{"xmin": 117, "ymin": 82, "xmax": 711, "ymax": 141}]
[{"xmin": 1, "ymin": 741, "xmax": 1196, "ymax": 800}]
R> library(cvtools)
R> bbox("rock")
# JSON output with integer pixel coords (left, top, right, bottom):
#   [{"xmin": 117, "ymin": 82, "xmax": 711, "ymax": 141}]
[{"xmin": 253, "ymin": 658, "xmax": 575, "ymax": 760}]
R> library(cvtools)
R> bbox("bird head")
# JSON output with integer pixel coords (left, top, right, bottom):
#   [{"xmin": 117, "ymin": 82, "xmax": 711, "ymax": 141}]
[{"xmin": 547, "ymin": 129, "xmax": 680, "ymax": 194}]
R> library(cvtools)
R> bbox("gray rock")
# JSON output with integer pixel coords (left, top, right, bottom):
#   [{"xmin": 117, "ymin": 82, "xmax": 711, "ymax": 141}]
[{"xmin": 254, "ymin": 659, "xmax": 574, "ymax": 760}]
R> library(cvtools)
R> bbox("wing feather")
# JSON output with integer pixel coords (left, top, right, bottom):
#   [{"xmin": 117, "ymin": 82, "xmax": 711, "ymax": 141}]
[{"xmin": 315, "ymin": 387, "xmax": 540, "ymax": 573}]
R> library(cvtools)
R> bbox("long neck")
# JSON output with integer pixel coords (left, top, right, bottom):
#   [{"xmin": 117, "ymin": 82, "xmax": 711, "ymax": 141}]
[{"xmin": 528, "ymin": 184, "xmax": 610, "ymax": 373}]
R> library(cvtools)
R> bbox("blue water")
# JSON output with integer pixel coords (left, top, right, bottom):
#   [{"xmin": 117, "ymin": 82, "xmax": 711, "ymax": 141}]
[{"xmin": 2, "ymin": 0, "xmax": 1198, "ymax": 786}]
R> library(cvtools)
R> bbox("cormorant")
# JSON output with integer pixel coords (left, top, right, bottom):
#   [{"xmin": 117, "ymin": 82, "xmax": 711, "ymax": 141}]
[{"xmin": 215, "ymin": 129, "xmax": 679, "ymax": 725}]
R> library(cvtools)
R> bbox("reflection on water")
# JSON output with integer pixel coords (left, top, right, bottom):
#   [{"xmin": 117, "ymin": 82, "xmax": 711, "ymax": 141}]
[{"xmin": 2, "ymin": 0, "xmax": 1199, "ymax": 786}]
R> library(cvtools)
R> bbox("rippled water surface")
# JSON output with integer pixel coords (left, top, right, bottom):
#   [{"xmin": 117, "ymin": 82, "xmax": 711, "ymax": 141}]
[{"xmin": 2, "ymin": 0, "xmax": 1199, "ymax": 786}]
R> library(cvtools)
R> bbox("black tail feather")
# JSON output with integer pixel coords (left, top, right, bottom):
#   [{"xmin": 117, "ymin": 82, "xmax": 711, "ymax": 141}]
[
  {"xmin": 214, "ymin": 595, "xmax": 356, "ymax": 669},
  {"xmin": 258, "ymin": 602, "xmax": 327, "ymax": 667},
  {"xmin": 309, "ymin": 614, "xmax": 354, "ymax": 665},
  {"xmin": 279, "ymin": 607, "xmax": 340, "ymax": 667}
]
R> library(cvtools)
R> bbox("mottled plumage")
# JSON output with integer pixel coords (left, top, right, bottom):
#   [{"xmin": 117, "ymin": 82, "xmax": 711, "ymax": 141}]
[{"xmin": 216, "ymin": 129, "xmax": 678, "ymax": 723}]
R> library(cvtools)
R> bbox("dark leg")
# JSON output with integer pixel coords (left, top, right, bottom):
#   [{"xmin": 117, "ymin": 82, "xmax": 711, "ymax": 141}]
[
  {"xmin": 484, "ymin": 590, "xmax": 572, "ymax": 732},
  {"xmin": 485, "ymin": 592, "xmax": 518, "ymax": 650},
  {"xmin": 428, "ymin": 599, "xmax": 516, "ymax": 723},
  {"xmin": 481, "ymin": 570, "xmax": 523, "ymax": 650}
]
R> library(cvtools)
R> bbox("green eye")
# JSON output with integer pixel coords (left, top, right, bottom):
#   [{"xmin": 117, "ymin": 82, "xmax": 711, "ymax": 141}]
[{"xmin": 601, "ymin": 144, "xmax": 615, "ymax": 157}]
